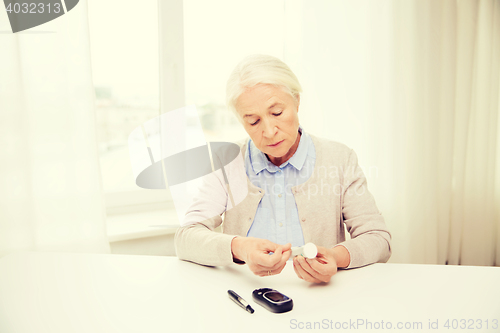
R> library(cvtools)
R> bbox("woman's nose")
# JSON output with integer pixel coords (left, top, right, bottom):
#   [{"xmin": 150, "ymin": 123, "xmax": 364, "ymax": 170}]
[{"xmin": 262, "ymin": 120, "xmax": 277, "ymax": 138}]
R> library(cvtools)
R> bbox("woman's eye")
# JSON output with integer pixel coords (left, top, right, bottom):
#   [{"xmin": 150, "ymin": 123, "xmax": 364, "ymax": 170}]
[
  {"xmin": 273, "ymin": 111, "xmax": 283, "ymax": 116},
  {"xmin": 250, "ymin": 119, "xmax": 260, "ymax": 126}
]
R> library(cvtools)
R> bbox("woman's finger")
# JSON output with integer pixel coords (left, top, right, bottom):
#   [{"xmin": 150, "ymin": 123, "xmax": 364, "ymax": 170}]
[
  {"xmin": 292, "ymin": 258, "xmax": 304, "ymax": 279},
  {"xmin": 268, "ymin": 249, "xmax": 291, "ymax": 271},
  {"xmin": 306, "ymin": 258, "xmax": 336, "ymax": 277},
  {"xmin": 294, "ymin": 257, "xmax": 322, "ymax": 283},
  {"xmin": 296, "ymin": 255, "xmax": 318, "ymax": 276}
]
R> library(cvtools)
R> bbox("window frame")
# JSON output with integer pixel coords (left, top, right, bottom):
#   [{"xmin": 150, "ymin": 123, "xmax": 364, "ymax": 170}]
[{"xmin": 101, "ymin": 0, "xmax": 185, "ymax": 215}]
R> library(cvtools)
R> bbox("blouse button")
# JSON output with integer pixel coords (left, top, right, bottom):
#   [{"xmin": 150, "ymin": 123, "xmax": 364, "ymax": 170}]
[{"xmin": 278, "ymin": 194, "xmax": 282, "ymax": 198}]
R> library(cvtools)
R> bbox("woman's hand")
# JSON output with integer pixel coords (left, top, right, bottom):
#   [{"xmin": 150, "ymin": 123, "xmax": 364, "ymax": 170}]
[
  {"xmin": 231, "ymin": 237, "xmax": 291, "ymax": 277},
  {"xmin": 292, "ymin": 245, "xmax": 350, "ymax": 283}
]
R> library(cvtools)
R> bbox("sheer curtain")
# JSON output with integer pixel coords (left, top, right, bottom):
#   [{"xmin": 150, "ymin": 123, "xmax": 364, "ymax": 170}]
[
  {"xmin": 285, "ymin": 0, "xmax": 500, "ymax": 266},
  {"xmin": 0, "ymin": 0, "xmax": 110, "ymax": 257}
]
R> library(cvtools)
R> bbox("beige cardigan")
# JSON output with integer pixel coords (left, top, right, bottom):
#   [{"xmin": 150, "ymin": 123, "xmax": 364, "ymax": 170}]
[{"xmin": 174, "ymin": 134, "xmax": 391, "ymax": 268}]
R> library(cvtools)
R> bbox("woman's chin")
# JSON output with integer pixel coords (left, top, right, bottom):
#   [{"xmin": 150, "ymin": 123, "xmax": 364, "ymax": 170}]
[{"xmin": 264, "ymin": 146, "xmax": 291, "ymax": 160}]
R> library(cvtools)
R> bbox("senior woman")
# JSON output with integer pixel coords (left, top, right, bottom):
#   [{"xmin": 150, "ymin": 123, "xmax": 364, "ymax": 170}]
[{"xmin": 175, "ymin": 55, "xmax": 391, "ymax": 283}]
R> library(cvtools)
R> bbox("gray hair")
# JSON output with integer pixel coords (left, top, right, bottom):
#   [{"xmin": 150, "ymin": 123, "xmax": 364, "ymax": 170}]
[{"xmin": 226, "ymin": 54, "xmax": 302, "ymax": 117}]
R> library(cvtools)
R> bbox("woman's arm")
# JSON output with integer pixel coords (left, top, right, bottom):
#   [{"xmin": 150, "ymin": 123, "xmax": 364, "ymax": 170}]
[
  {"xmin": 174, "ymin": 168, "xmax": 237, "ymax": 266},
  {"xmin": 332, "ymin": 245, "xmax": 350, "ymax": 268},
  {"xmin": 338, "ymin": 149, "xmax": 392, "ymax": 268},
  {"xmin": 175, "ymin": 169, "xmax": 292, "ymax": 270}
]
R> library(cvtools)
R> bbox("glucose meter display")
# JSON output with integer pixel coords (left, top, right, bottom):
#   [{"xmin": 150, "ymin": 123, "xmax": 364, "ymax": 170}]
[{"xmin": 264, "ymin": 291, "xmax": 289, "ymax": 303}]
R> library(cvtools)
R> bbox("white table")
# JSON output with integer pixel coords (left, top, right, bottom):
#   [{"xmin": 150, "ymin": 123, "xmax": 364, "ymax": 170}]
[{"xmin": 0, "ymin": 252, "xmax": 499, "ymax": 333}]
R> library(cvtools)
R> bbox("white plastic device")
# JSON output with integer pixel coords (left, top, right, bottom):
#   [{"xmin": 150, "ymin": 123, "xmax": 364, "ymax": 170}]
[{"xmin": 291, "ymin": 243, "xmax": 318, "ymax": 259}]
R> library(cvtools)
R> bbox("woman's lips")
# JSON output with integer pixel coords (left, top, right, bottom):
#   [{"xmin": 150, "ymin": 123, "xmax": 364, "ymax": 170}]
[{"xmin": 268, "ymin": 140, "xmax": 284, "ymax": 147}]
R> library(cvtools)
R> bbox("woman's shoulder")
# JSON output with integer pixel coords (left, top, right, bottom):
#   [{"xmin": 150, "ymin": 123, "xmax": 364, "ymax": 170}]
[
  {"xmin": 234, "ymin": 137, "xmax": 249, "ymax": 150},
  {"xmin": 308, "ymin": 133, "xmax": 353, "ymax": 160}
]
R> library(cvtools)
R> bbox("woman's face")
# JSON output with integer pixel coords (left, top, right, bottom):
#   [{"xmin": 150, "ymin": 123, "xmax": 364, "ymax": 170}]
[{"xmin": 235, "ymin": 84, "xmax": 300, "ymax": 166}]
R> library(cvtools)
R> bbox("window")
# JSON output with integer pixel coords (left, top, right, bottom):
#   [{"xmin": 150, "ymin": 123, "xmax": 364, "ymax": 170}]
[
  {"xmin": 89, "ymin": 0, "xmax": 286, "ymax": 216},
  {"xmin": 183, "ymin": 0, "xmax": 286, "ymax": 143},
  {"xmin": 89, "ymin": 0, "xmax": 172, "ymax": 214}
]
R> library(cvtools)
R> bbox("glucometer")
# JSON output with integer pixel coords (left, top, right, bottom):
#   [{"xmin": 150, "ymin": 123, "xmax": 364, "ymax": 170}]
[{"xmin": 252, "ymin": 288, "xmax": 293, "ymax": 313}]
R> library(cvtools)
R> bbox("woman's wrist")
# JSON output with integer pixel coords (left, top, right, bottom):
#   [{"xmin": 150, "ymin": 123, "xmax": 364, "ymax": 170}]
[
  {"xmin": 231, "ymin": 236, "xmax": 247, "ymax": 263},
  {"xmin": 332, "ymin": 245, "xmax": 350, "ymax": 268}
]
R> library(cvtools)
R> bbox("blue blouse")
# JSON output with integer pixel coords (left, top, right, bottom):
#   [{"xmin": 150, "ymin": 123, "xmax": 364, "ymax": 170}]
[{"xmin": 244, "ymin": 124, "xmax": 316, "ymax": 247}]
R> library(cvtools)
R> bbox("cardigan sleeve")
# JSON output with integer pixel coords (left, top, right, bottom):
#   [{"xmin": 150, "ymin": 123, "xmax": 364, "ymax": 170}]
[
  {"xmin": 175, "ymin": 220, "xmax": 237, "ymax": 266},
  {"xmin": 174, "ymin": 169, "xmax": 237, "ymax": 266},
  {"xmin": 337, "ymin": 149, "xmax": 392, "ymax": 268},
  {"xmin": 175, "ymin": 140, "xmax": 250, "ymax": 267}
]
